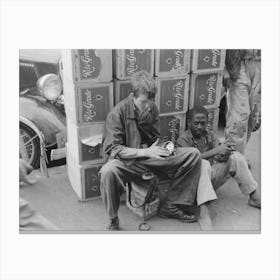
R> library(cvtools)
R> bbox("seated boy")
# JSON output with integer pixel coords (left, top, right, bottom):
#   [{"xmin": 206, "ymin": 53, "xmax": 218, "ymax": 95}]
[
  {"xmin": 176, "ymin": 106, "xmax": 261, "ymax": 228},
  {"xmin": 100, "ymin": 71, "xmax": 202, "ymax": 230}
]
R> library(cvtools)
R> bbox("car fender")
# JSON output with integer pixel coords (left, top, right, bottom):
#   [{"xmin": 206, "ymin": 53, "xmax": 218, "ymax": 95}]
[
  {"xmin": 19, "ymin": 116, "xmax": 45, "ymax": 144},
  {"xmin": 19, "ymin": 95, "xmax": 66, "ymax": 147}
]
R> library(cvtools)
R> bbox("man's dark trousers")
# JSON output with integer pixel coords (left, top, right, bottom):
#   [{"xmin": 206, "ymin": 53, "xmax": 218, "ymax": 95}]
[{"xmin": 100, "ymin": 147, "xmax": 201, "ymax": 219}]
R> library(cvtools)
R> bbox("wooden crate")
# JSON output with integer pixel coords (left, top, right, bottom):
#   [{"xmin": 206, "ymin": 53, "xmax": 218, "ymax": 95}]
[
  {"xmin": 66, "ymin": 120, "xmax": 106, "ymax": 165},
  {"xmin": 64, "ymin": 82, "xmax": 113, "ymax": 125},
  {"xmin": 114, "ymin": 49, "xmax": 154, "ymax": 80},
  {"xmin": 189, "ymin": 71, "xmax": 223, "ymax": 109},
  {"xmin": 159, "ymin": 113, "xmax": 186, "ymax": 143},
  {"xmin": 191, "ymin": 49, "xmax": 226, "ymax": 73},
  {"xmin": 66, "ymin": 150, "xmax": 102, "ymax": 201},
  {"xmin": 155, "ymin": 76, "xmax": 189, "ymax": 115},
  {"xmin": 61, "ymin": 49, "xmax": 112, "ymax": 83},
  {"xmin": 155, "ymin": 49, "xmax": 191, "ymax": 77},
  {"xmin": 114, "ymin": 79, "xmax": 133, "ymax": 105}
]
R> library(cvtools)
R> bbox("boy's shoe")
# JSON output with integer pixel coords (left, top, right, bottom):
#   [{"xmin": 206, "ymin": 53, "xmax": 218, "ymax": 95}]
[{"xmin": 159, "ymin": 203, "xmax": 197, "ymax": 223}]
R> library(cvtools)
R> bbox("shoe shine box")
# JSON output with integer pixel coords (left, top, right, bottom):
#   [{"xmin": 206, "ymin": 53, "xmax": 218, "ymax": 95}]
[
  {"xmin": 61, "ymin": 49, "xmax": 112, "ymax": 84},
  {"xmin": 126, "ymin": 181, "xmax": 160, "ymax": 220},
  {"xmin": 66, "ymin": 147, "xmax": 102, "ymax": 201}
]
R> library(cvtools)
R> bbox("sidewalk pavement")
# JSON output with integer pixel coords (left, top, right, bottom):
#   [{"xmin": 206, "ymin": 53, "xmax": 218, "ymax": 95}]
[{"xmin": 19, "ymin": 130, "xmax": 261, "ymax": 232}]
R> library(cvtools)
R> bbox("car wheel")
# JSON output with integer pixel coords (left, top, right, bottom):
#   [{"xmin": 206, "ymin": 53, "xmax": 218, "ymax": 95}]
[{"xmin": 19, "ymin": 122, "xmax": 41, "ymax": 169}]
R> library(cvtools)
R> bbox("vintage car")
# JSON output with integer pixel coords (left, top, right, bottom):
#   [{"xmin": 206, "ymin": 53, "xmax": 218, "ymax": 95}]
[{"xmin": 19, "ymin": 56, "xmax": 67, "ymax": 169}]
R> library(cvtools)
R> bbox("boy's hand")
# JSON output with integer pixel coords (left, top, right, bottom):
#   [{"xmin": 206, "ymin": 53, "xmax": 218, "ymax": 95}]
[{"xmin": 144, "ymin": 139, "xmax": 170, "ymax": 159}]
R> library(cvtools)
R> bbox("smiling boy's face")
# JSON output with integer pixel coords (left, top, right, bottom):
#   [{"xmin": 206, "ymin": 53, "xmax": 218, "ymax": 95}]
[{"xmin": 188, "ymin": 112, "xmax": 208, "ymax": 138}]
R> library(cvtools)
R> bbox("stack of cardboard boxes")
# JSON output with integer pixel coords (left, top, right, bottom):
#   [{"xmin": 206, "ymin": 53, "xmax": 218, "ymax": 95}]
[
  {"xmin": 154, "ymin": 49, "xmax": 191, "ymax": 142},
  {"xmin": 189, "ymin": 49, "xmax": 226, "ymax": 131},
  {"xmin": 61, "ymin": 49, "xmax": 113, "ymax": 201},
  {"xmin": 62, "ymin": 49, "xmax": 226, "ymax": 201}
]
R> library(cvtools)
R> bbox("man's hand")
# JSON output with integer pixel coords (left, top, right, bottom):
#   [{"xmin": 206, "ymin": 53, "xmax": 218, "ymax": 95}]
[
  {"xmin": 144, "ymin": 139, "xmax": 171, "ymax": 159},
  {"xmin": 214, "ymin": 142, "xmax": 235, "ymax": 156}
]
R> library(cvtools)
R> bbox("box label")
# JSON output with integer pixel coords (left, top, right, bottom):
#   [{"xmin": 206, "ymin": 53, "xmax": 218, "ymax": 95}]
[
  {"xmin": 207, "ymin": 108, "xmax": 218, "ymax": 131},
  {"xmin": 159, "ymin": 115, "xmax": 182, "ymax": 142},
  {"xmin": 158, "ymin": 49, "xmax": 186, "ymax": 73},
  {"xmin": 124, "ymin": 49, "xmax": 152, "ymax": 77},
  {"xmin": 159, "ymin": 78, "xmax": 186, "ymax": 114},
  {"xmin": 84, "ymin": 166, "xmax": 101, "ymax": 199},
  {"xmin": 76, "ymin": 49, "xmax": 101, "ymax": 81},
  {"xmin": 79, "ymin": 86, "xmax": 110, "ymax": 123},
  {"xmin": 196, "ymin": 49, "xmax": 223, "ymax": 71},
  {"xmin": 193, "ymin": 73, "xmax": 219, "ymax": 107}
]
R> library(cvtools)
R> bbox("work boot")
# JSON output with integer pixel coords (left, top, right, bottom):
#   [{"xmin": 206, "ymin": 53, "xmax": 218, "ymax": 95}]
[
  {"xmin": 107, "ymin": 216, "xmax": 120, "ymax": 230},
  {"xmin": 159, "ymin": 203, "xmax": 197, "ymax": 223}
]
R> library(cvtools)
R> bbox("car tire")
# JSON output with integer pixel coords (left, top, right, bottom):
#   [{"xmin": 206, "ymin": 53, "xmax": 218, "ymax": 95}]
[{"xmin": 19, "ymin": 122, "xmax": 41, "ymax": 169}]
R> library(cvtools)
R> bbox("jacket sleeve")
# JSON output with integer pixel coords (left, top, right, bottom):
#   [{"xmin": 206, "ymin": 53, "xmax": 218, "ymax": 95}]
[{"xmin": 102, "ymin": 109, "xmax": 126, "ymax": 159}]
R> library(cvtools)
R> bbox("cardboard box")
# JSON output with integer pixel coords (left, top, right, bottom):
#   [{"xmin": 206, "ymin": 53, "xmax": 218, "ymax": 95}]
[
  {"xmin": 114, "ymin": 49, "xmax": 154, "ymax": 80},
  {"xmin": 159, "ymin": 114, "xmax": 186, "ymax": 143},
  {"xmin": 155, "ymin": 49, "xmax": 191, "ymax": 77},
  {"xmin": 61, "ymin": 49, "xmax": 112, "ymax": 83},
  {"xmin": 207, "ymin": 107, "xmax": 220, "ymax": 132},
  {"xmin": 189, "ymin": 71, "xmax": 223, "ymax": 109},
  {"xmin": 191, "ymin": 49, "xmax": 226, "ymax": 73},
  {"xmin": 64, "ymin": 82, "xmax": 113, "ymax": 125},
  {"xmin": 114, "ymin": 79, "xmax": 133, "ymax": 105},
  {"xmin": 66, "ymin": 120, "xmax": 106, "ymax": 165},
  {"xmin": 155, "ymin": 76, "xmax": 189, "ymax": 115},
  {"xmin": 66, "ymin": 151, "xmax": 102, "ymax": 201}
]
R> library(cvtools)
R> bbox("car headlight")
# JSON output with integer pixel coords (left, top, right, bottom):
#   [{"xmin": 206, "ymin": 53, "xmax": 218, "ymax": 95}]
[{"xmin": 37, "ymin": 74, "xmax": 62, "ymax": 101}]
